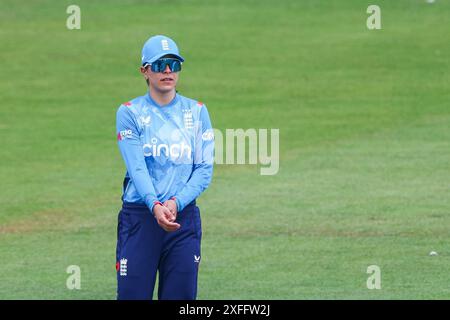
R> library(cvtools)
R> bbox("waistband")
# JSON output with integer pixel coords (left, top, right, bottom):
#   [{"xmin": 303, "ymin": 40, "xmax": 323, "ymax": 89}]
[{"xmin": 122, "ymin": 199, "xmax": 196, "ymax": 211}]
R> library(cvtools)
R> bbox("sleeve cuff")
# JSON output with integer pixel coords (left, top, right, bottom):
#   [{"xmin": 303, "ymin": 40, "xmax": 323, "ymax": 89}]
[
  {"xmin": 145, "ymin": 195, "xmax": 161, "ymax": 213},
  {"xmin": 173, "ymin": 196, "xmax": 183, "ymax": 212}
]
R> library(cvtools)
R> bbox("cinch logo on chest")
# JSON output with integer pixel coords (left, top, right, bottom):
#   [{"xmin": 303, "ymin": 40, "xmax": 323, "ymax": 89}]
[{"xmin": 142, "ymin": 137, "xmax": 192, "ymax": 159}]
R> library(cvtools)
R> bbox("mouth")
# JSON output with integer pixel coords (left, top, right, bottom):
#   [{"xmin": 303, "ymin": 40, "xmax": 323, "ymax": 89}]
[{"xmin": 160, "ymin": 77, "xmax": 174, "ymax": 83}]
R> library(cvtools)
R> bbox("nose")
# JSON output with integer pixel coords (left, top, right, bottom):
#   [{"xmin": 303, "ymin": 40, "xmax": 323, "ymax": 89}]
[{"xmin": 163, "ymin": 64, "xmax": 172, "ymax": 73}]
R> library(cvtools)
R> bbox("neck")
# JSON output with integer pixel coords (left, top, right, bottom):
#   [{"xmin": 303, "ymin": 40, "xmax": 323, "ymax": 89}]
[{"xmin": 149, "ymin": 88, "xmax": 176, "ymax": 106}]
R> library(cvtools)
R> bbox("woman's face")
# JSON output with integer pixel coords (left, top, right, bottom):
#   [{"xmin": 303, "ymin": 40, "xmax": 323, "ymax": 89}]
[{"xmin": 141, "ymin": 63, "xmax": 179, "ymax": 94}]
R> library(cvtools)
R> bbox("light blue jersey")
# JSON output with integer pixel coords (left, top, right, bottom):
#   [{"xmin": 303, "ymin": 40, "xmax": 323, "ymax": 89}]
[{"xmin": 116, "ymin": 92, "xmax": 214, "ymax": 212}]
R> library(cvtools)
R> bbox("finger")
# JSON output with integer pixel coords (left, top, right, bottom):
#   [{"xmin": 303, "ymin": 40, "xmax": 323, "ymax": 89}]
[
  {"xmin": 161, "ymin": 223, "xmax": 180, "ymax": 232},
  {"xmin": 158, "ymin": 221, "xmax": 180, "ymax": 232},
  {"xmin": 158, "ymin": 214, "xmax": 174, "ymax": 225},
  {"xmin": 164, "ymin": 220, "xmax": 180, "ymax": 229},
  {"xmin": 162, "ymin": 207, "xmax": 176, "ymax": 221},
  {"xmin": 161, "ymin": 206, "xmax": 172, "ymax": 214},
  {"xmin": 157, "ymin": 216, "xmax": 180, "ymax": 230},
  {"xmin": 165, "ymin": 213, "xmax": 175, "ymax": 223}
]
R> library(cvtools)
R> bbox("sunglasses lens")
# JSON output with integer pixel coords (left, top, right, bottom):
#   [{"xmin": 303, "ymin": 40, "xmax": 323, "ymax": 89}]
[
  {"xmin": 170, "ymin": 60, "xmax": 181, "ymax": 72},
  {"xmin": 150, "ymin": 58, "xmax": 181, "ymax": 73},
  {"xmin": 150, "ymin": 62, "xmax": 161, "ymax": 72}
]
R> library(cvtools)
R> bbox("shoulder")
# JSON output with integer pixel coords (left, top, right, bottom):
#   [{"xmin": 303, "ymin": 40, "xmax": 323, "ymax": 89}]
[{"xmin": 116, "ymin": 95, "xmax": 146, "ymax": 118}]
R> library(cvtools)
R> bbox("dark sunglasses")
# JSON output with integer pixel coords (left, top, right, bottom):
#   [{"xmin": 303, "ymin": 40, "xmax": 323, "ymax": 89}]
[{"xmin": 145, "ymin": 58, "xmax": 182, "ymax": 73}]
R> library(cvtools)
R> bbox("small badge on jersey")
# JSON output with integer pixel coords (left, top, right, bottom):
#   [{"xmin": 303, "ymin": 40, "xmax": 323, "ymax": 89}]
[
  {"xmin": 182, "ymin": 109, "xmax": 194, "ymax": 129},
  {"xmin": 140, "ymin": 115, "xmax": 151, "ymax": 126}
]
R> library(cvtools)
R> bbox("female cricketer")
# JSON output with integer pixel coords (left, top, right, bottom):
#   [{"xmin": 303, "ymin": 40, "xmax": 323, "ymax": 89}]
[{"xmin": 115, "ymin": 35, "xmax": 214, "ymax": 300}]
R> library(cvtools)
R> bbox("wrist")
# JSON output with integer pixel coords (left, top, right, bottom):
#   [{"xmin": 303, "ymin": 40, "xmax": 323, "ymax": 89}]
[
  {"xmin": 152, "ymin": 201, "xmax": 163, "ymax": 215},
  {"xmin": 171, "ymin": 197, "xmax": 179, "ymax": 211}
]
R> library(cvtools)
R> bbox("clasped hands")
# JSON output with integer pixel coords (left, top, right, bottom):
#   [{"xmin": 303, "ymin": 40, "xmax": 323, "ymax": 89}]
[{"xmin": 152, "ymin": 199, "xmax": 180, "ymax": 232}]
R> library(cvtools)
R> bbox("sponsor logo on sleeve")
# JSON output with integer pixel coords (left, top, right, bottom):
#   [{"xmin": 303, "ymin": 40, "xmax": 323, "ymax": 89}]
[
  {"xmin": 117, "ymin": 129, "xmax": 133, "ymax": 140},
  {"xmin": 202, "ymin": 129, "xmax": 214, "ymax": 141}
]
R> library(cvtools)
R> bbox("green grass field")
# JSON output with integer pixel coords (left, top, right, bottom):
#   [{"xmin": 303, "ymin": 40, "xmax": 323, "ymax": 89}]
[{"xmin": 0, "ymin": 0, "xmax": 449, "ymax": 299}]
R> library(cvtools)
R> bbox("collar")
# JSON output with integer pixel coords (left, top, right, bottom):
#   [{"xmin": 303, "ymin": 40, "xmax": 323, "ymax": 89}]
[{"xmin": 145, "ymin": 91, "xmax": 179, "ymax": 108}]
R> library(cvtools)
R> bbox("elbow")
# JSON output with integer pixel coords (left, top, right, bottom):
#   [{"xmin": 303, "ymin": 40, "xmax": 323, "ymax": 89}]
[{"xmin": 201, "ymin": 168, "xmax": 213, "ymax": 190}]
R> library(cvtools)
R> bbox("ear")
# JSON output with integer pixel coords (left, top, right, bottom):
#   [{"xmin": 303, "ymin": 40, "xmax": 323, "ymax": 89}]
[{"xmin": 140, "ymin": 66, "xmax": 148, "ymax": 77}]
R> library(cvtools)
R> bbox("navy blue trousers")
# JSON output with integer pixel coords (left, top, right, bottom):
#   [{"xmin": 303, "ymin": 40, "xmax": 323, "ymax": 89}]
[{"xmin": 116, "ymin": 201, "xmax": 201, "ymax": 300}]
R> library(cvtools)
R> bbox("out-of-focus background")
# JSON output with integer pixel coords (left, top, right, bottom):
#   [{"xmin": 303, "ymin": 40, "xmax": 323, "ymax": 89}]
[{"xmin": 0, "ymin": 0, "xmax": 449, "ymax": 299}]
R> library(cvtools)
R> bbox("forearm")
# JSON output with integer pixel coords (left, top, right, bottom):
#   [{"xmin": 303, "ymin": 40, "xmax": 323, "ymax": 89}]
[
  {"xmin": 119, "ymin": 141, "xmax": 160, "ymax": 212},
  {"xmin": 174, "ymin": 163, "xmax": 213, "ymax": 211}
]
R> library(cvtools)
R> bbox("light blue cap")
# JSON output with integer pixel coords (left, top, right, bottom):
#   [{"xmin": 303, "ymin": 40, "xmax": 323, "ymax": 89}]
[{"xmin": 141, "ymin": 35, "xmax": 184, "ymax": 66}]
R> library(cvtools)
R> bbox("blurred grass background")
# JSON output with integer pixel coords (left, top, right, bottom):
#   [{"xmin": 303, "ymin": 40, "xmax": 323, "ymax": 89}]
[{"xmin": 0, "ymin": 0, "xmax": 449, "ymax": 299}]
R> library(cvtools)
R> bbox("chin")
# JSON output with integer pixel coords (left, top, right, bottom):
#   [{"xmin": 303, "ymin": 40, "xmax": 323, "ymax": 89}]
[{"xmin": 157, "ymin": 85, "xmax": 176, "ymax": 92}]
